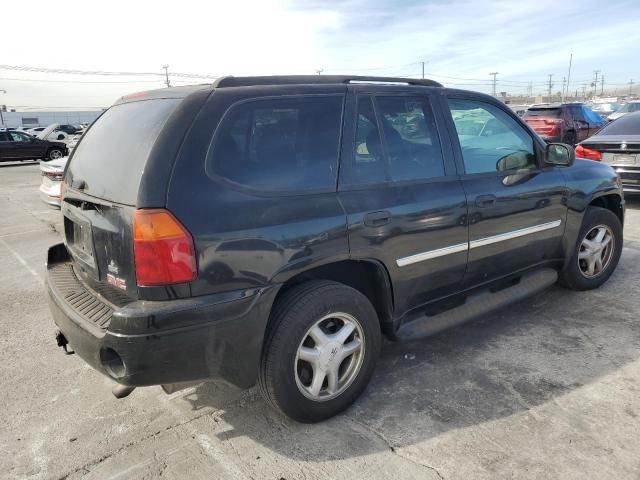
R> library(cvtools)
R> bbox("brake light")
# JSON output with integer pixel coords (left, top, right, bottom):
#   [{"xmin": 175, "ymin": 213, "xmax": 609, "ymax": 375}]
[
  {"xmin": 575, "ymin": 145, "xmax": 602, "ymax": 161},
  {"xmin": 133, "ymin": 209, "xmax": 197, "ymax": 286},
  {"xmin": 544, "ymin": 118, "xmax": 564, "ymax": 125}
]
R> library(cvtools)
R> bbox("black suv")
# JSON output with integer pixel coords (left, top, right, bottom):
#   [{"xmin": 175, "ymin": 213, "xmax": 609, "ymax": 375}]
[
  {"xmin": 46, "ymin": 76, "xmax": 624, "ymax": 422},
  {"xmin": 0, "ymin": 130, "xmax": 68, "ymax": 161}
]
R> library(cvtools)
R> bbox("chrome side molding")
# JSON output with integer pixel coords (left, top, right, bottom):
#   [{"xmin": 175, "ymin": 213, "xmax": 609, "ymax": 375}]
[{"xmin": 396, "ymin": 219, "xmax": 562, "ymax": 267}]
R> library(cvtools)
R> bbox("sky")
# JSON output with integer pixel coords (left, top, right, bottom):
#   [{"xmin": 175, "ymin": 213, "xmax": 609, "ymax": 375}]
[{"xmin": 1, "ymin": 0, "xmax": 639, "ymax": 110}]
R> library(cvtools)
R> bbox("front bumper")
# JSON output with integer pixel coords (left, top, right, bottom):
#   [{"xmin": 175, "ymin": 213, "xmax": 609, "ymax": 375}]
[{"xmin": 46, "ymin": 243, "xmax": 277, "ymax": 389}]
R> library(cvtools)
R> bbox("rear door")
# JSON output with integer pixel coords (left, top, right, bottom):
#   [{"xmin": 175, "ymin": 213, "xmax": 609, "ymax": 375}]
[
  {"xmin": 446, "ymin": 95, "xmax": 568, "ymax": 288},
  {"xmin": 570, "ymin": 106, "xmax": 590, "ymax": 142},
  {"xmin": 339, "ymin": 86, "xmax": 468, "ymax": 315},
  {"xmin": 582, "ymin": 106, "xmax": 605, "ymax": 137}
]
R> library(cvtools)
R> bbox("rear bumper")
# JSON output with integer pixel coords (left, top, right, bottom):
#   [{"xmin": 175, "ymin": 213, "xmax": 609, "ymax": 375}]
[{"xmin": 46, "ymin": 243, "xmax": 277, "ymax": 389}]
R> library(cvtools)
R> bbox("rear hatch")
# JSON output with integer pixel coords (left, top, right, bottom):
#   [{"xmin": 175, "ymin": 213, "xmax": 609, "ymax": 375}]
[
  {"xmin": 62, "ymin": 98, "xmax": 182, "ymax": 299},
  {"xmin": 523, "ymin": 107, "xmax": 563, "ymax": 136}
]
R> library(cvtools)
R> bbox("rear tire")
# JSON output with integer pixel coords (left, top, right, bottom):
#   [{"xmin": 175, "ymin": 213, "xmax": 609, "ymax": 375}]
[
  {"xmin": 258, "ymin": 281, "xmax": 381, "ymax": 423},
  {"xmin": 559, "ymin": 206, "xmax": 622, "ymax": 291}
]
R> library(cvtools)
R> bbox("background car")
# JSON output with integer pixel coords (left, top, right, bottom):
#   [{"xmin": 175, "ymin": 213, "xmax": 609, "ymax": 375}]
[
  {"xmin": 0, "ymin": 126, "xmax": 68, "ymax": 162},
  {"xmin": 39, "ymin": 157, "xmax": 67, "ymax": 206},
  {"xmin": 608, "ymin": 101, "xmax": 640, "ymax": 122},
  {"xmin": 523, "ymin": 103, "xmax": 605, "ymax": 144},
  {"xmin": 576, "ymin": 111, "xmax": 640, "ymax": 193},
  {"xmin": 592, "ymin": 103, "xmax": 621, "ymax": 120}
]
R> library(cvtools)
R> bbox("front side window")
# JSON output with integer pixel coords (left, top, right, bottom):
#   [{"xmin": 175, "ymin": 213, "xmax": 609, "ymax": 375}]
[
  {"xmin": 448, "ymin": 99, "xmax": 537, "ymax": 174},
  {"xmin": 9, "ymin": 132, "xmax": 31, "ymax": 142},
  {"xmin": 208, "ymin": 95, "xmax": 343, "ymax": 193}
]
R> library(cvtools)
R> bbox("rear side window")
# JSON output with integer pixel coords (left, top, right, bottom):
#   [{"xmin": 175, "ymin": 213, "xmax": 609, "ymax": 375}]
[
  {"xmin": 67, "ymin": 99, "xmax": 180, "ymax": 205},
  {"xmin": 208, "ymin": 95, "xmax": 343, "ymax": 193}
]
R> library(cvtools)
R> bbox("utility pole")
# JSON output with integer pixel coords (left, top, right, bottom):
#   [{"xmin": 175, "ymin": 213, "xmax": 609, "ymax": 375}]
[
  {"xmin": 592, "ymin": 70, "xmax": 600, "ymax": 98},
  {"xmin": 581, "ymin": 84, "xmax": 587, "ymax": 100},
  {"xmin": 566, "ymin": 53, "xmax": 573, "ymax": 101},
  {"xmin": 561, "ymin": 77, "xmax": 566, "ymax": 102},
  {"xmin": 489, "ymin": 72, "xmax": 498, "ymax": 97},
  {"xmin": 601, "ymin": 75, "xmax": 605, "ymax": 96},
  {"xmin": 547, "ymin": 74, "xmax": 554, "ymax": 100},
  {"xmin": 162, "ymin": 65, "xmax": 171, "ymax": 88},
  {"xmin": 0, "ymin": 89, "xmax": 6, "ymax": 127},
  {"xmin": 630, "ymin": 79, "xmax": 635, "ymax": 96},
  {"xmin": 421, "ymin": 61, "xmax": 425, "ymax": 79},
  {"xmin": 315, "ymin": 69, "xmax": 323, "ymax": 75},
  {"xmin": 527, "ymin": 82, "xmax": 533, "ymax": 98}
]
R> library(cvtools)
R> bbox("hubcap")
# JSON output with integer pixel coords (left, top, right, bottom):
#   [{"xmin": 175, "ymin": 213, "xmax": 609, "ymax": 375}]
[
  {"xmin": 50, "ymin": 150, "xmax": 62, "ymax": 159},
  {"xmin": 294, "ymin": 312, "xmax": 365, "ymax": 402},
  {"xmin": 578, "ymin": 224, "xmax": 614, "ymax": 278}
]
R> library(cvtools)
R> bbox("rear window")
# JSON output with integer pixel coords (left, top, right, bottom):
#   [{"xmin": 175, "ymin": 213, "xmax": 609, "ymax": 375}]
[
  {"xmin": 598, "ymin": 112, "xmax": 640, "ymax": 135},
  {"xmin": 66, "ymin": 99, "xmax": 180, "ymax": 205},
  {"xmin": 524, "ymin": 108, "xmax": 561, "ymax": 118},
  {"xmin": 207, "ymin": 95, "xmax": 343, "ymax": 193}
]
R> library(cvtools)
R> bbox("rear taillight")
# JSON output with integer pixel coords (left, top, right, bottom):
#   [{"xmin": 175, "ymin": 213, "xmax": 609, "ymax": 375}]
[
  {"xmin": 575, "ymin": 145, "xmax": 602, "ymax": 161},
  {"xmin": 544, "ymin": 118, "xmax": 564, "ymax": 125},
  {"xmin": 133, "ymin": 209, "xmax": 197, "ymax": 286}
]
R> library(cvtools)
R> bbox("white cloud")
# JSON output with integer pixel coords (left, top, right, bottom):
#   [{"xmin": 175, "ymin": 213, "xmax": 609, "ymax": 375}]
[{"xmin": 1, "ymin": 0, "xmax": 638, "ymax": 108}]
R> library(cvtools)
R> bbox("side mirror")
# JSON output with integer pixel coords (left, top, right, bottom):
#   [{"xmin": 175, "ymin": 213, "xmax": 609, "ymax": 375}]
[{"xmin": 545, "ymin": 143, "xmax": 575, "ymax": 167}]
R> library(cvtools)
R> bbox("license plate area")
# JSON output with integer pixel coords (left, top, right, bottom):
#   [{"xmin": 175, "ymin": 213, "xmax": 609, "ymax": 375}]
[
  {"xmin": 612, "ymin": 154, "xmax": 637, "ymax": 165},
  {"xmin": 64, "ymin": 215, "xmax": 96, "ymax": 269}
]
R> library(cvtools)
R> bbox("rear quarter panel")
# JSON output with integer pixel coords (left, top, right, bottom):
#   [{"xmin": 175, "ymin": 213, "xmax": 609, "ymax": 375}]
[{"xmin": 166, "ymin": 86, "xmax": 349, "ymax": 297}]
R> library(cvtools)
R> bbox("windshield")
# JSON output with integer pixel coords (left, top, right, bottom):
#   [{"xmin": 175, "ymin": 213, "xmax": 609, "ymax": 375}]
[
  {"xmin": 618, "ymin": 103, "xmax": 640, "ymax": 113},
  {"xmin": 66, "ymin": 99, "xmax": 180, "ymax": 205},
  {"xmin": 524, "ymin": 108, "xmax": 561, "ymax": 118}
]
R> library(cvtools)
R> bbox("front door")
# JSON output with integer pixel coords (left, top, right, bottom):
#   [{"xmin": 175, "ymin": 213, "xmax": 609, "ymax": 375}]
[
  {"xmin": 6, "ymin": 131, "xmax": 41, "ymax": 159},
  {"xmin": 446, "ymin": 96, "xmax": 568, "ymax": 288},
  {"xmin": 339, "ymin": 87, "xmax": 468, "ymax": 316}
]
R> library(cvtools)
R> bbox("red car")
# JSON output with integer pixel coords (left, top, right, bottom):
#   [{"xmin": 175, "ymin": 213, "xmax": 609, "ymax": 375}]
[{"xmin": 523, "ymin": 103, "xmax": 605, "ymax": 145}]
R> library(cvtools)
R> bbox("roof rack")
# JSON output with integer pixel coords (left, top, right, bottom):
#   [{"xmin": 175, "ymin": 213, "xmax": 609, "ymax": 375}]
[{"xmin": 213, "ymin": 75, "xmax": 442, "ymax": 88}]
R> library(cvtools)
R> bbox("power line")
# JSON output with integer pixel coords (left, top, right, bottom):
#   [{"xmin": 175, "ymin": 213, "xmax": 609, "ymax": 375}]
[
  {"xmin": 0, "ymin": 76, "xmax": 162, "ymax": 84},
  {"xmin": 0, "ymin": 64, "xmax": 219, "ymax": 79}
]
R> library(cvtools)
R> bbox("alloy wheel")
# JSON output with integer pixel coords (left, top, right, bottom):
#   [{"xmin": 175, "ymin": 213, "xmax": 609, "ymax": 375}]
[
  {"xmin": 578, "ymin": 224, "xmax": 614, "ymax": 278},
  {"xmin": 294, "ymin": 312, "xmax": 365, "ymax": 402}
]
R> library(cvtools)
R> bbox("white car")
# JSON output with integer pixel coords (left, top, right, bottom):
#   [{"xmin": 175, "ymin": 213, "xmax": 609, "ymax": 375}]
[
  {"xmin": 27, "ymin": 125, "xmax": 68, "ymax": 141},
  {"xmin": 39, "ymin": 156, "xmax": 67, "ymax": 207},
  {"xmin": 608, "ymin": 101, "xmax": 640, "ymax": 122}
]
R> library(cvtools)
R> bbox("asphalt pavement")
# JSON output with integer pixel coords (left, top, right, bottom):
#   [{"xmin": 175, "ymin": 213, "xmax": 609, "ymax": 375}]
[{"xmin": 1, "ymin": 161, "xmax": 639, "ymax": 479}]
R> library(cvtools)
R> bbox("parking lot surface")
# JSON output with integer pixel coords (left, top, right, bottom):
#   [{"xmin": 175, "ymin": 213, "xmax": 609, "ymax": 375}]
[{"xmin": 1, "ymin": 161, "xmax": 639, "ymax": 480}]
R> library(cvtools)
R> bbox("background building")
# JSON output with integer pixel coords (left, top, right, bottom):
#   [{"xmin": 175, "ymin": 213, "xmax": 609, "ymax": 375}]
[{"xmin": 0, "ymin": 110, "xmax": 102, "ymax": 128}]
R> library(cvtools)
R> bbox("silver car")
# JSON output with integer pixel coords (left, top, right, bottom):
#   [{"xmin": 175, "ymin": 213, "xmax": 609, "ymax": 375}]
[{"xmin": 608, "ymin": 101, "xmax": 640, "ymax": 122}]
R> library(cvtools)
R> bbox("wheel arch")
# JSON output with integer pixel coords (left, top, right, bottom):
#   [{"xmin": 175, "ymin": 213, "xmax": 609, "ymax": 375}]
[
  {"xmin": 269, "ymin": 259, "xmax": 395, "ymax": 337},
  {"xmin": 589, "ymin": 192, "xmax": 624, "ymax": 225}
]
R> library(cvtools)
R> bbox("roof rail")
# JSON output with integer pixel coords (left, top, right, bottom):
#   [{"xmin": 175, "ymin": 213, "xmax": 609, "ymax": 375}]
[{"xmin": 213, "ymin": 75, "xmax": 442, "ymax": 88}]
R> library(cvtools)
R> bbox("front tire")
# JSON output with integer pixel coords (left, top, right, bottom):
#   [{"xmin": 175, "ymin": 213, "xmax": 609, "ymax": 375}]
[
  {"xmin": 559, "ymin": 206, "xmax": 622, "ymax": 291},
  {"xmin": 258, "ymin": 281, "xmax": 381, "ymax": 423}
]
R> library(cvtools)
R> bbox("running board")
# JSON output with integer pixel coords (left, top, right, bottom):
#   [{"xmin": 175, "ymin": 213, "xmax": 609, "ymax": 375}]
[{"xmin": 396, "ymin": 268, "xmax": 558, "ymax": 341}]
